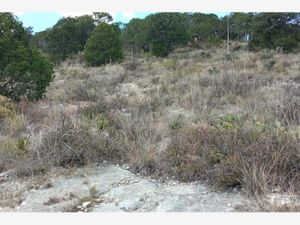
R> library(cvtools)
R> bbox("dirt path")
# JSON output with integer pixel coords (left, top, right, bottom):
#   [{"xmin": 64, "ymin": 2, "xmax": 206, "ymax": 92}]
[{"xmin": 0, "ymin": 163, "xmax": 254, "ymax": 212}]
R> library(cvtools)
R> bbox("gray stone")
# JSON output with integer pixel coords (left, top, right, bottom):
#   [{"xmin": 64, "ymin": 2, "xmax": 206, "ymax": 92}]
[
  {"xmin": 93, "ymin": 203, "xmax": 124, "ymax": 212},
  {"xmin": 118, "ymin": 199, "xmax": 141, "ymax": 211},
  {"xmin": 0, "ymin": 164, "xmax": 255, "ymax": 212}
]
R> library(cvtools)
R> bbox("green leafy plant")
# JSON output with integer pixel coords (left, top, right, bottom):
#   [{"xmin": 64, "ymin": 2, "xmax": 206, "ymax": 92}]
[
  {"xmin": 214, "ymin": 114, "xmax": 242, "ymax": 131},
  {"xmin": 84, "ymin": 23, "xmax": 123, "ymax": 66},
  {"xmin": 0, "ymin": 13, "xmax": 54, "ymax": 101},
  {"xmin": 96, "ymin": 113, "xmax": 109, "ymax": 131}
]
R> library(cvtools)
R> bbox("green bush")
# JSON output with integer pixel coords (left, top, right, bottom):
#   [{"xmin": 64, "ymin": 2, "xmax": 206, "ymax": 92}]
[
  {"xmin": 248, "ymin": 13, "xmax": 300, "ymax": 53},
  {"xmin": 84, "ymin": 23, "xmax": 123, "ymax": 66},
  {"xmin": 0, "ymin": 13, "xmax": 54, "ymax": 101},
  {"xmin": 147, "ymin": 13, "xmax": 188, "ymax": 57},
  {"xmin": 274, "ymin": 37, "xmax": 299, "ymax": 53}
]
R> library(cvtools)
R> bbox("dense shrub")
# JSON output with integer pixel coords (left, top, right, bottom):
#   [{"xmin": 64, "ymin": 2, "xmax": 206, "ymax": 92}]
[
  {"xmin": 199, "ymin": 72, "xmax": 274, "ymax": 99},
  {"xmin": 0, "ymin": 13, "xmax": 54, "ymax": 101},
  {"xmin": 33, "ymin": 15, "xmax": 97, "ymax": 62},
  {"xmin": 248, "ymin": 13, "xmax": 300, "ymax": 52},
  {"xmin": 84, "ymin": 23, "xmax": 123, "ymax": 66},
  {"xmin": 163, "ymin": 125, "xmax": 223, "ymax": 182},
  {"xmin": 274, "ymin": 83, "xmax": 300, "ymax": 126},
  {"xmin": 213, "ymin": 131, "xmax": 300, "ymax": 194},
  {"xmin": 147, "ymin": 13, "xmax": 188, "ymax": 57},
  {"xmin": 163, "ymin": 121, "xmax": 300, "ymax": 194}
]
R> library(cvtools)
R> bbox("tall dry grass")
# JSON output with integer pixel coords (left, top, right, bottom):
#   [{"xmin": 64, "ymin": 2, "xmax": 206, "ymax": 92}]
[{"xmin": 0, "ymin": 46, "xmax": 299, "ymax": 211}]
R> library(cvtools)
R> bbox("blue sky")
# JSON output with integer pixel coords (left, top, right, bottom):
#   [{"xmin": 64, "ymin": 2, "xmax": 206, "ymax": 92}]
[{"xmin": 17, "ymin": 12, "xmax": 229, "ymax": 33}]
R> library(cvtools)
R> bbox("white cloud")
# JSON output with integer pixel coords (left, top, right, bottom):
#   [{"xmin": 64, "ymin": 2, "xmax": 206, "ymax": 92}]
[
  {"xmin": 14, "ymin": 12, "xmax": 25, "ymax": 16},
  {"xmin": 122, "ymin": 12, "xmax": 136, "ymax": 20},
  {"xmin": 60, "ymin": 12, "xmax": 91, "ymax": 17}
]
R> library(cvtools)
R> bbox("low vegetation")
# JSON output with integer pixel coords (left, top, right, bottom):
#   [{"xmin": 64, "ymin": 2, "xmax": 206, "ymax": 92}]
[
  {"xmin": 0, "ymin": 12, "xmax": 299, "ymax": 211},
  {"xmin": 1, "ymin": 46, "xmax": 299, "ymax": 205}
]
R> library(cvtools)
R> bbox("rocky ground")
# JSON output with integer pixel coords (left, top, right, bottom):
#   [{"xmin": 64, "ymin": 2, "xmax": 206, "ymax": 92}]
[{"xmin": 0, "ymin": 163, "xmax": 254, "ymax": 212}]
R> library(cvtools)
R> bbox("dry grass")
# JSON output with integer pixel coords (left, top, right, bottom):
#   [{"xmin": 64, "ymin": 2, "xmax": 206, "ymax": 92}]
[
  {"xmin": 0, "ymin": 46, "xmax": 299, "ymax": 211},
  {"xmin": 161, "ymin": 121, "xmax": 300, "ymax": 195},
  {"xmin": 275, "ymin": 82, "xmax": 300, "ymax": 126}
]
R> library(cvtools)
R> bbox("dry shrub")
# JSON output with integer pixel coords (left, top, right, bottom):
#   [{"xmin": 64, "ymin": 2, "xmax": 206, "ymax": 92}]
[
  {"xmin": 163, "ymin": 124, "xmax": 223, "ymax": 182},
  {"xmin": 122, "ymin": 58, "xmax": 140, "ymax": 71},
  {"xmin": 1, "ymin": 114, "xmax": 28, "ymax": 137},
  {"xmin": 0, "ymin": 134, "xmax": 31, "ymax": 174},
  {"xmin": 179, "ymin": 87, "xmax": 216, "ymax": 116},
  {"xmin": 275, "ymin": 83, "xmax": 300, "ymax": 126},
  {"xmin": 12, "ymin": 112, "xmax": 113, "ymax": 177},
  {"xmin": 0, "ymin": 138, "xmax": 20, "ymax": 172},
  {"xmin": 73, "ymin": 77, "xmax": 116, "ymax": 102},
  {"xmin": 259, "ymin": 50, "xmax": 275, "ymax": 60},
  {"xmin": 200, "ymin": 72, "xmax": 274, "ymax": 98},
  {"xmin": 79, "ymin": 98, "xmax": 108, "ymax": 119},
  {"xmin": 15, "ymin": 101, "xmax": 47, "ymax": 124},
  {"xmin": 0, "ymin": 95, "xmax": 15, "ymax": 119},
  {"xmin": 257, "ymin": 198, "xmax": 300, "ymax": 212},
  {"xmin": 163, "ymin": 121, "xmax": 300, "ymax": 194},
  {"xmin": 107, "ymin": 105, "xmax": 161, "ymax": 174},
  {"xmin": 81, "ymin": 98, "xmax": 161, "ymax": 174},
  {"xmin": 149, "ymin": 92, "xmax": 173, "ymax": 112},
  {"xmin": 213, "ymin": 130, "xmax": 300, "ymax": 195},
  {"xmin": 34, "ymin": 115, "xmax": 107, "ymax": 166},
  {"xmin": 291, "ymin": 74, "xmax": 300, "ymax": 84},
  {"xmin": 65, "ymin": 52, "xmax": 85, "ymax": 65}
]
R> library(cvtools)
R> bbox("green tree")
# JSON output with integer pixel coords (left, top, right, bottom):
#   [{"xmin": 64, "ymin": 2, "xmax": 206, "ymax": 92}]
[
  {"xmin": 248, "ymin": 13, "xmax": 300, "ymax": 52},
  {"xmin": 75, "ymin": 15, "xmax": 96, "ymax": 48},
  {"xmin": 45, "ymin": 17, "xmax": 83, "ymax": 62},
  {"xmin": 33, "ymin": 14, "xmax": 102, "ymax": 63},
  {"xmin": 92, "ymin": 12, "xmax": 113, "ymax": 24},
  {"xmin": 228, "ymin": 13, "xmax": 254, "ymax": 41},
  {"xmin": 0, "ymin": 13, "xmax": 54, "ymax": 101},
  {"xmin": 147, "ymin": 13, "xmax": 188, "ymax": 57},
  {"xmin": 84, "ymin": 23, "xmax": 123, "ymax": 66},
  {"xmin": 122, "ymin": 18, "xmax": 150, "ymax": 55},
  {"xmin": 31, "ymin": 29, "xmax": 50, "ymax": 53},
  {"xmin": 187, "ymin": 13, "xmax": 222, "ymax": 47}
]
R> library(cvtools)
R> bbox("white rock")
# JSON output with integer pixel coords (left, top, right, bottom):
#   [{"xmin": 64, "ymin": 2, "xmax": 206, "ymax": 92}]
[
  {"xmin": 95, "ymin": 198, "xmax": 102, "ymax": 203},
  {"xmin": 20, "ymin": 201, "xmax": 26, "ymax": 206},
  {"xmin": 82, "ymin": 201, "xmax": 91, "ymax": 208},
  {"xmin": 119, "ymin": 199, "xmax": 140, "ymax": 211}
]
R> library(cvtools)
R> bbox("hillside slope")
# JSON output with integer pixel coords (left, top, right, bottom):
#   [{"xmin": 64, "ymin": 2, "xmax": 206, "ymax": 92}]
[{"xmin": 1, "ymin": 46, "xmax": 299, "ymax": 211}]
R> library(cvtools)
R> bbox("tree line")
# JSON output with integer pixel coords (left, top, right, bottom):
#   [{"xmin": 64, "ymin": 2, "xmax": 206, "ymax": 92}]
[
  {"xmin": 32, "ymin": 12, "xmax": 300, "ymax": 61},
  {"xmin": 0, "ymin": 12, "xmax": 300, "ymax": 101}
]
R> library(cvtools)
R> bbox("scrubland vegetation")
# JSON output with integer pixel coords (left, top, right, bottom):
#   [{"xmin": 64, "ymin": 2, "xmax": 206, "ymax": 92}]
[{"xmin": 0, "ymin": 12, "xmax": 300, "ymax": 211}]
